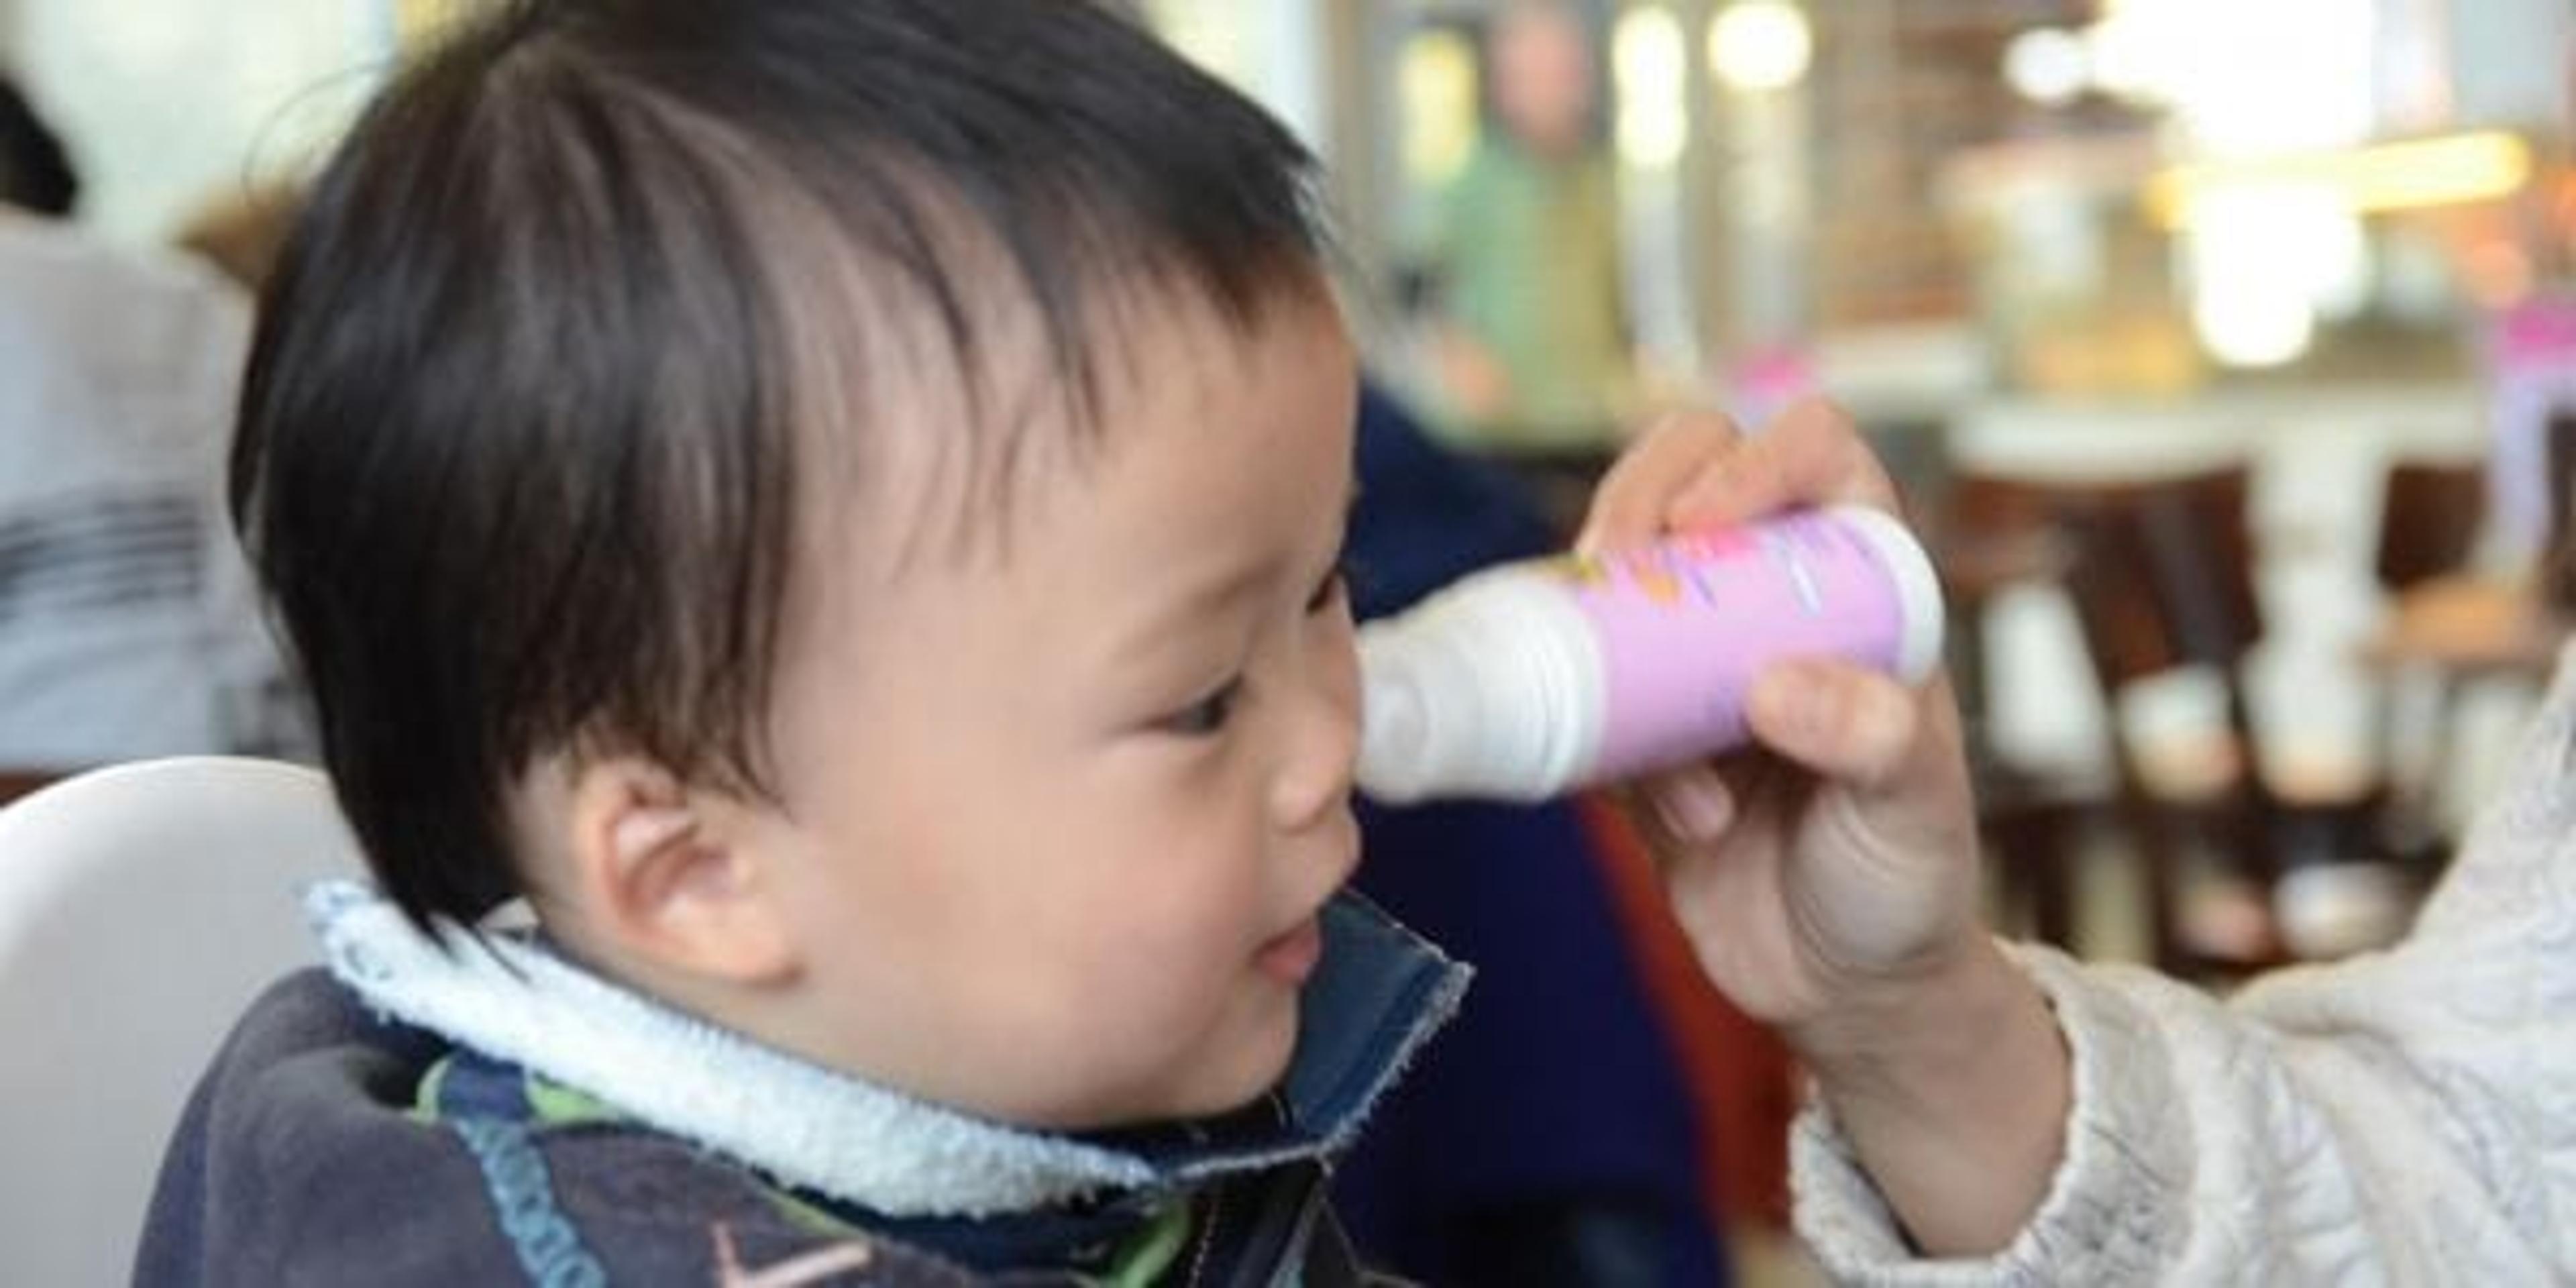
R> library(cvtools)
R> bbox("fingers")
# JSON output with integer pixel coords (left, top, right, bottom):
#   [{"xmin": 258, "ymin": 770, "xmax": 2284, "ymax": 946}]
[
  {"xmin": 1665, "ymin": 398, "xmax": 1901, "ymax": 530},
  {"xmin": 1743, "ymin": 659, "xmax": 1922, "ymax": 791},
  {"xmin": 1576, "ymin": 410, "xmax": 1746, "ymax": 554},
  {"xmin": 1646, "ymin": 763, "xmax": 1737, "ymax": 845},
  {"xmin": 1578, "ymin": 398, "xmax": 1901, "ymax": 559},
  {"xmin": 1635, "ymin": 663, "xmax": 1949, "ymax": 859}
]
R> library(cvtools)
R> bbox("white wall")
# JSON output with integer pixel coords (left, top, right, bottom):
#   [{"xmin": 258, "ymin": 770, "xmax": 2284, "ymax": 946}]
[
  {"xmin": 13, "ymin": 0, "xmax": 392, "ymax": 242},
  {"xmin": 2446, "ymin": 0, "xmax": 2572, "ymax": 131},
  {"xmin": 1149, "ymin": 0, "xmax": 1328, "ymax": 157}
]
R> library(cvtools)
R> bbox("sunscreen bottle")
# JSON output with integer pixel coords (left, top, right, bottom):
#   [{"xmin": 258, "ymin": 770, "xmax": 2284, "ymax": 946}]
[{"xmin": 1356, "ymin": 505, "xmax": 1944, "ymax": 804}]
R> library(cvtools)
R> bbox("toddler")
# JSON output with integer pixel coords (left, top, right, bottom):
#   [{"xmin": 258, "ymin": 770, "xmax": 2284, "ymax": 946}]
[{"xmin": 138, "ymin": 1, "xmax": 1466, "ymax": 1283}]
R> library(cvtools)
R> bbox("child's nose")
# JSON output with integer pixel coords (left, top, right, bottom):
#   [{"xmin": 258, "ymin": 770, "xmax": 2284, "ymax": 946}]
[{"xmin": 1270, "ymin": 645, "xmax": 1360, "ymax": 832}]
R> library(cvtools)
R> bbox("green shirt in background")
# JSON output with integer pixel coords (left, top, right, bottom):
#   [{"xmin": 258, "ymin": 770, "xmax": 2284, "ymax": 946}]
[{"xmin": 1428, "ymin": 136, "xmax": 1629, "ymax": 452}]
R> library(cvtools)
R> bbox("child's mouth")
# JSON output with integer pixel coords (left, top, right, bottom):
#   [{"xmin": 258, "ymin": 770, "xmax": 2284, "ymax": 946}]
[{"xmin": 1254, "ymin": 917, "xmax": 1324, "ymax": 984}]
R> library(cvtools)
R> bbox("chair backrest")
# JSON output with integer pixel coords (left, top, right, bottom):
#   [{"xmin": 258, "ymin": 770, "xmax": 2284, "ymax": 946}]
[
  {"xmin": 2053, "ymin": 465, "xmax": 2263, "ymax": 684},
  {"xmin": 2539, "ymin": 411, "xmax": 2576, "ymax": 612},
  {"xmin": 0, "ymin": 757, "xmax": 360, "ymax": 1287},
  {"xmin": 1966, "ymin": 467, "xmax": 2287, "ymax": 971},
  {"xmin": 1953, "ymin": 466, "xmax": 2263, "ymax": 688},
  {"xmin": 1964, "ymin": 466, "xmax": 2273, "ymax": 821},
  {"xmin": 2375, "ymin": 460, "xmax": 2485, "ymax": 592}
]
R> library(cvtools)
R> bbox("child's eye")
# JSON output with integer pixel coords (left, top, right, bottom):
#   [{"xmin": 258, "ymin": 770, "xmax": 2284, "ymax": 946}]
[{"xmin": 1161, "ymin": 679, "xmax": 1242, "ymax": 737}]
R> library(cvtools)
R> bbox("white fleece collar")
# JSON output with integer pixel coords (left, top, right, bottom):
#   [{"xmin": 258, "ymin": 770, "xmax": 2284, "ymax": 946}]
[
  {"xmin": 305, "ymin": 878, "xmax": 1466, "ymax": 1220},
  {"xmin": 309, "ymin": 879, "xmax": 1161, "ymax": 1218}
]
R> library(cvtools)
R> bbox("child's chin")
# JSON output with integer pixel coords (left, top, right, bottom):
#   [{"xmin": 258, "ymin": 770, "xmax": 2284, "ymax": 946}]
[
  {"xmin": 1160, "ymin": 1011, "xmax": 1303, "ymax": 1122},
  {"xmin": 1050, "ymin": 997, "xmax": 1305, "ymax": 1128}
]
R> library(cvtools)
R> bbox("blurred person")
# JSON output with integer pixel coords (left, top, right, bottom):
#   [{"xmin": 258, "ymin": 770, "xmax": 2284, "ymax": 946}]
[
  {"xmin": 1336, "ymin": 380, "xmax": 1729, "ymax": 1286},
  {"xmin": 0, "ymin": 75, "xmax": 299, "ymax": 768},
  {"xmin": 1415, "ymin": 0, "xmax": 1633, "ymax": 525}
]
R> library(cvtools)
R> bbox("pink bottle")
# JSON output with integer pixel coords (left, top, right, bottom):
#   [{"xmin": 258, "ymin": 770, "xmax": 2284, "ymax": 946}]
[{"xmin": 1355, "ymin": 506, "xmax": 1944, "ymax": 804}]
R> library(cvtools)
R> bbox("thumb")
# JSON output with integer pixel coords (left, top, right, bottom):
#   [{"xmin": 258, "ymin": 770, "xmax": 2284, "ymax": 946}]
[{"xmin": 1743, "ymin": 660, "xmax": 1921, "ymax": 791}]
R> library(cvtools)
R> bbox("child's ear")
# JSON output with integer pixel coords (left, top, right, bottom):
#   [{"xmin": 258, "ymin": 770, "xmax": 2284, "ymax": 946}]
[{"xmin": 561, "ymin": 758, "xmax": 800, "ymax": 987}]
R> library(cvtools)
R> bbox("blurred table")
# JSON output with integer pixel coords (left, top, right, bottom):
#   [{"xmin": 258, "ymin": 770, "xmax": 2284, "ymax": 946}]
[
  {"xmin": 2358, "ymin": 576, "xmax": 2562, "ymax": 867},
  {"xmin": 2363, "ymin": 575, "xmax": 2567, "ymax": 677}
]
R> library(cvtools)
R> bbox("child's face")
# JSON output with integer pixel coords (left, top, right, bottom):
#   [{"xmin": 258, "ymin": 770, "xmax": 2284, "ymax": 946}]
[{"xmin": 745, "ymin": 284, "xmax": 1362, "ymax": 1129}]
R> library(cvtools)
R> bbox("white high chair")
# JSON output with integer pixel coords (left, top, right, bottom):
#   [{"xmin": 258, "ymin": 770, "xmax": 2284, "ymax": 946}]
[{"xmin": 0, "ymin": 757, "xmax": 359, "ymax": 1287}]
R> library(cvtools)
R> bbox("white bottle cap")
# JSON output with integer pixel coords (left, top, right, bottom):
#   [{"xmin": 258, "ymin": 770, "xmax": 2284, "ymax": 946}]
[
  {"xmin": 1353, "ymin": 641, "xmax": 1461, "ymax": 806},
  {"xmin": 1355, "ymin": 572, "xmax": 1601, "ymax": 804},
  {"xmin": 1355, "ymin": 508, "xmax": 1937, "ymax": 805},
  {"xmin": 1824, "ymin": 504, "xmax": 1946, "ymax": 684}
]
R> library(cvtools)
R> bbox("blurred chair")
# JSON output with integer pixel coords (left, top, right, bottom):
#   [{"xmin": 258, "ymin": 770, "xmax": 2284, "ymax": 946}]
[
  {"xmin": 2025, "ymin": 465, "xmax": 2415, "ymax": 973},
  {"xmin": 2375, "ymin": 460, "xmax": 2485, "ymax": 594},
  {"xmin": 2541, "ymin": 411, "xmax": 2576, "ymax": 614},
  {"xmin": 2369, "ymin": 445, "xmax": 2559, "ymax": 681},
  {"xmin": 1935, "ymin": 474, "xmax": 2099, "ymax": 954},
  {"xmin": 2369, "ymin": 460, "xmax": 2487, "ymax": 851},
  {"xmin": 0, "ymin": 757, "xmax": 358, "ymax": 1286},
  {"xmin": 2047, "ymin": 466, "xmax": 2275, "ymax": 973}
]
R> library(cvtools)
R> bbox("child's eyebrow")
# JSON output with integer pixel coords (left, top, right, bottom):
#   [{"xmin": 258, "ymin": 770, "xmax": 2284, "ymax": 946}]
[
  {"xmin": 1110, "ymin": 557, "xmax": 1271, "ymax": 661},
  {"xmin": 1106, "ymin": 472, "xmax": 1358, "ymax": 655},
  {"xmin": 1109, "ymin": 493, "xmax": 1352, "ymax": 664}
]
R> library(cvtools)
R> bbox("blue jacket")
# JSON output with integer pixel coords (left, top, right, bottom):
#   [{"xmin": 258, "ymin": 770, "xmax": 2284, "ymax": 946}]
[
  {"xmin": 1336, "ymin": 382, "xmax": 1725, "ymax": 1287},
  {"xmin": 137, "ymin": 883, "xmax": 1465, "ymax": 1287}
]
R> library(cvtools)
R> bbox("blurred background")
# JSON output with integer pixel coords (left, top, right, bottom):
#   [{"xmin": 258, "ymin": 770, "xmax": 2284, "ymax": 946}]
[
  {"xmin": 14, "ymin": 0, "xmax": 2570, "ymax": 798},
  {"xmin": 8, "ymin": 1, "xmax": 2576, "ymax": 1282},
  {"xmin": 1134, "ymin": 0, "xmax": 2576, "ymax": 1006}
]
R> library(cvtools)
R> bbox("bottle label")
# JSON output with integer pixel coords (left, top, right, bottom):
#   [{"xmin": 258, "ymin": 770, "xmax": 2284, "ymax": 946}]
[{"xmin": 1550, "ymin": 511, "xmax": 1909, "ymax": 778}]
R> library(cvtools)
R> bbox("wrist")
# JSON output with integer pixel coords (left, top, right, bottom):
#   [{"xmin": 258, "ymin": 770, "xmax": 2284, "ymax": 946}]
[
  {"xmin": 1785, "ymin": 931, "xmax": 2027, "ymax": 1085},
  {"xmin": 1788, "ymin": 937, "xmax": 2073, "ymax": 1256}
]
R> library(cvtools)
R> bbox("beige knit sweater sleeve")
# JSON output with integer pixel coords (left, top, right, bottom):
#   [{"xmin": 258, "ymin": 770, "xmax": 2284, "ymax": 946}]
[{"xmin": 1792, "ymin": 649, "xmax": 2576, "ymax": 1286}]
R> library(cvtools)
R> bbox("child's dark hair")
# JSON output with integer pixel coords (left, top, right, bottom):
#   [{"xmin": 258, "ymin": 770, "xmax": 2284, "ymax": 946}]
[{"xmin": 233, "ymin": 0, "xmax": 1331, "ymax": 930}]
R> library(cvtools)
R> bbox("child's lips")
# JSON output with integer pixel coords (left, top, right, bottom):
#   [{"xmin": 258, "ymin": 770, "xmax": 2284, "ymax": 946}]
[
  {"xmin": 1257, "ymin": 829, "xmax": 1355, "ymax": 985},
  {"xmin": 1254, "ymin": 916, "xmax": 1324, "ymax": 984}
]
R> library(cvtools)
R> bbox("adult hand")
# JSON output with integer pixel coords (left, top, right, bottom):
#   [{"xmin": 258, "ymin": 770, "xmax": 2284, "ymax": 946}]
[
  {"xmin": 1580, "ymin": 400, "xmax": 2068, "ymax": 1256},
  {"xmin": 1578, "ymin": 400, "xmax": 1983, "ymax": 1042}
]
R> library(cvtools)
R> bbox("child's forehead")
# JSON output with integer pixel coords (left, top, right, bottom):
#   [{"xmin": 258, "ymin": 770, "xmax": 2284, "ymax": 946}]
[
  {"xmin": 780, "ymin": 286, "xmax": 1357, "ymax": 659},
  {"xmin": 783, "ymin": 258, "xmax": 1344, "ymax": 567}
]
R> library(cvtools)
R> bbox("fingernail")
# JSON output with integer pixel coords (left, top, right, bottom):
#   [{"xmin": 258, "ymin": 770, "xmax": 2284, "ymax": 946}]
[
  {"xmin": 1652, "ymin": 775, "xmax": 1735, "ymax": 842},
  {"xmin": 1752, "ymin": 672, "xmax": 1823, "ymax": 739}
]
